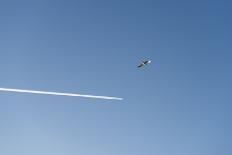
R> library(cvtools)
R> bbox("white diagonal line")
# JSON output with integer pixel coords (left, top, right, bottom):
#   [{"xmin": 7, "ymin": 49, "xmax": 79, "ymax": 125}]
[{"xmin": 0, "ymin": 87, "xmax": 123, "ymax": 100}]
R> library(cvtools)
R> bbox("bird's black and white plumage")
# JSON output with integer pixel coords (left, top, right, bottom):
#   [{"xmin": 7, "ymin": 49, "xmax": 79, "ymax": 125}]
[{"xmin": 137, "ymin": 60, "xmax": 151, "ymax": 68}]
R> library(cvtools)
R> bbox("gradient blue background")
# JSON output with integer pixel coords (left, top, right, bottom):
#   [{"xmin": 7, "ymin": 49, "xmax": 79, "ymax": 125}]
[{"xmin": 0, "ymin": 0, "xmax": 231, "ymax": 154}]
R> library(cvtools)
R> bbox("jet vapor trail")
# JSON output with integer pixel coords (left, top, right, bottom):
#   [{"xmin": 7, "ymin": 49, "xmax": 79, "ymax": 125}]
[{"xmin": 0, "ymin": 87, "xmax": 123, "ymax": 100}]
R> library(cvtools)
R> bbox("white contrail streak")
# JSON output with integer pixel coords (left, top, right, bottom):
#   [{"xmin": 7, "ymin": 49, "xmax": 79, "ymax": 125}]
[{"xmin": 0, "ymin": 87, "xmax": 123, "ymax": 100}]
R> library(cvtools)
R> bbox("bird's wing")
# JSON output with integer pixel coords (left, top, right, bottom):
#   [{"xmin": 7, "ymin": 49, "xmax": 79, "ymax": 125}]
[
  {"xmin": 137, "ymin": 64, "xmax": 144, "ymax": 68},
  {"xmin": 143, "ymin": 60, "xmax": 148, "ymax": 64}
]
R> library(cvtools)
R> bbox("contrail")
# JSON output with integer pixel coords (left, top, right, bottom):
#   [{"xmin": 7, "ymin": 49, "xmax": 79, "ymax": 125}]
[{"xmin": 0, "ymin": 87, "xmax": 123, "ymax": 100}]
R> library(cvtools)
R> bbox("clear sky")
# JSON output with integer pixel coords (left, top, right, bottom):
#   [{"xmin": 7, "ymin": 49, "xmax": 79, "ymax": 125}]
[{"xmin": 0, "ymin": 0, "xmax": 231, "ymax": 155}]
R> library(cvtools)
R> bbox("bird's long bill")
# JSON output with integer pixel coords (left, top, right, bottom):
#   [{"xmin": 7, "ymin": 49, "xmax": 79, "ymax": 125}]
[{"xmin": 0, "ymin": 87, "xmax": 123, "ymax": 100}]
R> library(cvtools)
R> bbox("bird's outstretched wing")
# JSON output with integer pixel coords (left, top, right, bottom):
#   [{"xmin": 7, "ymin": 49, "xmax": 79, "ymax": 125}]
[
  {"xmin": 137, "ymin": 64, "xmax": 144, "ymax": 68},
  {"xmin": 143, "ymin": 60, "xmax": 148, "ymax": 64}
]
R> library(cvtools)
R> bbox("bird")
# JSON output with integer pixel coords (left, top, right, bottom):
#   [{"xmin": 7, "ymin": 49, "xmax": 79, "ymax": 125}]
[{"xmin": 137, "ymin": 60, "xmax": 152, "ymax": 68}]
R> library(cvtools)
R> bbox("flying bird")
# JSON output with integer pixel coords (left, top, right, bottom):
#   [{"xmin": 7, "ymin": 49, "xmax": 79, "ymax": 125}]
[{"xmin": 137, "ymin": 60, "xmax": 151, "ymax": 68}]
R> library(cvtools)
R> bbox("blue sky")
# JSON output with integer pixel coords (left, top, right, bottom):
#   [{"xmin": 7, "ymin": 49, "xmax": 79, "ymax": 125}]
[{"xmin": 0, "ymin": 0, "xmax": 231, "ymax": 154}]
